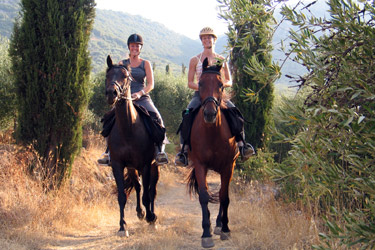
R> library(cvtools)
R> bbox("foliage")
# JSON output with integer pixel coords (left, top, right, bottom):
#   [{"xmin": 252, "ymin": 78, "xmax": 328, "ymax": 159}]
[
  {"xmin": 218, "ymin": 0, "xmax": 278, "ymax": 150},
  {"xmin": 0, "ymin": 35, "xmax": 16, "ymax": 130},
  {"xmin": 150, "ymin": 71, "xmax": 193, "ymax": 141},
  {"xmin": 9, "ymin": 0, "xmax": 96, "ymax": 186},
  {"xmin": 268, "ymin": 93, "xmax": 305, "ymax": 163},
  {"xmin": 88, "ymin": 71, "xmax": 108, "ymax": 128},
  {"xmin": 265, "ymin": 0, "xmax": 375, "ymax": 248},
  {"xmin": 236, "ymin": 149, "xmax": 276, "ymax": 181}
]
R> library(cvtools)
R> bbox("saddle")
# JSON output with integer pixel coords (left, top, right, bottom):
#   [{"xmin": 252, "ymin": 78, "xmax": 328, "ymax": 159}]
[
  {"xmin": 176, "ymin": 106, "xmax": 245, "ymax": 151},
  {"xmin": 100, "ymin": 105, "xmax": 166, "ymax": 145}
]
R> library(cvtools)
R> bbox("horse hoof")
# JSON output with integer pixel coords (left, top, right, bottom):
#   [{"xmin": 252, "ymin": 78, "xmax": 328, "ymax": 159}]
[
  {"xmin": 220, "ymin": 231, "xmax": 231, "ymax": 240},
  {"xmin": 137, "ymin": 210, "xmax": 145, "ymax": 220},
  {"xmin": 214, "ymin": 226, "xmax": 222, "ymax": 235},
  {"xmin": 117, "ymin": 230, "xmax": 129, "ymax": 238},
  {"xmin": 201, "ymin": 237, "xmax": 215, "ymax": 248},
  {"xmin": 147, "ymin": 214, "xmax": 157, "ymax": 224},
  {"xmin": 149, "ymin": 223, "xmax": 158, "ymax": 230}
]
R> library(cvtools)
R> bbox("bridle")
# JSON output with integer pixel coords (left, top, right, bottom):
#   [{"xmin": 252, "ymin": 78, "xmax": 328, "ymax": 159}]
[{"xmin": 107, "ymin": 65, "xmax": 133, "ymax": 102}]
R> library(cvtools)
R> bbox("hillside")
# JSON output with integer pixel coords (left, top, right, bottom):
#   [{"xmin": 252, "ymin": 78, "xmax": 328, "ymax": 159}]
[
  {"xmin": 0, "ymin": 0, "xmax": 211, "ymax": 73},
  {"xmin": 0, "ymin": 0, "xmax": 325, "ymax": 84},
  {"xmin": 90, "ymin": 9, "xmax": 205, "ymax": 73}
]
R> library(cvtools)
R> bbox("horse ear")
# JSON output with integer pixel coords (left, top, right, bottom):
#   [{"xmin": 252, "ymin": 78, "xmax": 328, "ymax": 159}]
[
  {"xmin": 216, "ymin": 61, "xmax": 223, "ymax": 72},
  {"xmin": 107, "ymin": 55, "xmax": 113, "ymax": 68},
  {"xmin": 202, "ymin": 57, "xmax": 209, "ymax": 71}
]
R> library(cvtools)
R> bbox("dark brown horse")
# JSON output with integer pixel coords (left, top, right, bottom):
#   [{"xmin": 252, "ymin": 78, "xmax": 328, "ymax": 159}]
[
  {"xmin": 187, "ymin": 58, "xmax": 239, "ymax": 248},
  {"xmin": 105, "ymin": 55, "xmax": 159, "ymax": 236}
]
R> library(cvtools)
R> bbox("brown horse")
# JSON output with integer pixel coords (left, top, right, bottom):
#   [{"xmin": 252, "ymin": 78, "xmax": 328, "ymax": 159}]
[
  {"xmin": 187, "ymin": 58, "xmax": 239, "ymax": 248},
  {"xmin": 105, "ymin": 55, "xmax": 159, "ymax": 236}
]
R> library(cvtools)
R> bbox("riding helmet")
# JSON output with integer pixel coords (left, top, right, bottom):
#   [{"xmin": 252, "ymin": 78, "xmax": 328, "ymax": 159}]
[
  {"xmin": 127, "ymin": 33, "xmax": 143, "ymax": 47},
  {"xmin": 199, "ymin": 27, "xmax": 217, "ymax": 40}
]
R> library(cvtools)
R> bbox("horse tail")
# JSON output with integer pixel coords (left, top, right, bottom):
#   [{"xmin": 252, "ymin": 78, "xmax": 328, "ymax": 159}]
[
  {"xmin": 187, "ymin": 168, "xmax": 219, "ymax": 204},
  {"xmin": 187, "ymin": 168, "xmax": 199, "ymax": 197},
  {"xmin": 123, "ymin": 172, "xmax": 136, "ymax": 197}
]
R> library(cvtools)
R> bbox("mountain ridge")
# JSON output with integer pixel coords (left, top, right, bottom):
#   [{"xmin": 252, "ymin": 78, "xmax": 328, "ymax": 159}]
[{"xmin": 0, "ymin": 0, "xmax": 216, "ymax": 73}]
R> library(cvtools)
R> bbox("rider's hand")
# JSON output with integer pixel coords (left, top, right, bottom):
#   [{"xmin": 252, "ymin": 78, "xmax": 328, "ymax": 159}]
[{"xmin": 131, "ymin": 91, "xmax": 143, "ymax": 100}]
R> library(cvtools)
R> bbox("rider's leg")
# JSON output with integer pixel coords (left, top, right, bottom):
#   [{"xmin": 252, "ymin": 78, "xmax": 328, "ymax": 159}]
[
  {"xmin": 174, "ymin": 92, "xmax": 201, "ymax": 167},
  {"xmin": 134, "ymin": 96, "xmax": 169, "ymax": 165},
  {"xmin": 174, "ymin": 135, "xmax": 189, "ymax": 166},
  {"xmin": 155, "ymin": 139, "xmax": 169, "ymax": 166},
  {"xmin": 226, "ymin": 100, "xmax": 255, "ymax": 161},
  {"xmin": 98, "ymin": 137, "xmax": 111, "ymax": 165}
]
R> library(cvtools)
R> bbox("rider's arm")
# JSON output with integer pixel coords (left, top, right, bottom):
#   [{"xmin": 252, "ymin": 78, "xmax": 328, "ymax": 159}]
[
  {"xmin": 222, "ymin": 61, "xmax": 233, "ymax": 88},
  {"xmin": 143, "ymin": 60, "xmax": 154, "ymax": 94},
  {"xmin": 187, "ymin": 57, "xmax": 199, "ymax": 91}
]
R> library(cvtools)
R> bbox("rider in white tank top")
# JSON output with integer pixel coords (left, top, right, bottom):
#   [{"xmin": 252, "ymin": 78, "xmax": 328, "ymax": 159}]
[{"xmin": 175, "ymin": 27, "xmax": 255, "ymax": 166}]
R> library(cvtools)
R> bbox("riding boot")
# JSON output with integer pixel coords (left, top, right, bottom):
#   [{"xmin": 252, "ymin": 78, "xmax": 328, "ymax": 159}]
[
  {"xmin": 174, "ymin": 144, "xmax": 188, "ymax": 166},
  {"xmin": 97, "ymin": 144, "xmax": 111, "ymax": 166},
  {"xmin": 155, "ymin": 144, "xmax": 169, "ymax": 166},
  {"xmin": 237, "ymin": 131, "xmax": 255, "ymax": 161}
]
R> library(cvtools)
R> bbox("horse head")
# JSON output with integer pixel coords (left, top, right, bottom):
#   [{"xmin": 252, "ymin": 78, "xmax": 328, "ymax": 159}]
[
  {"xmin": 105, "ymin": 55, "xmax": 131, "ymax": 105},
  {"xmin": 199, "ymin": 57, "xmax": 224, "ymax": 124}
]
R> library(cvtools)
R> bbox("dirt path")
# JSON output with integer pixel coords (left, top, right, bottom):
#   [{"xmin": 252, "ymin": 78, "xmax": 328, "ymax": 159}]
[
  {"xmin": 40, "ymin": 167, "xmax": 238, "ymax": 250},
  {"xmin": 32, "ymin": 160, "xmax": 318, "ymax": 250}
]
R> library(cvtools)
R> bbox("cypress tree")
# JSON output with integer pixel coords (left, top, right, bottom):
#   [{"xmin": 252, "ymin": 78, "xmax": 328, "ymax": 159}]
[
  {"xmin": 10, "ymin": 0, "xmax": 95, "ymax": 185},
  {"xmin": 219, "ymin": 0, "xmax": 276, "ymax": 149}
]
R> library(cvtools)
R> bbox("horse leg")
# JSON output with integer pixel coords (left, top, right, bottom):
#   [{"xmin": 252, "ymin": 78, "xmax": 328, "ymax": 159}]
[
  {"xmin": 214, "ymin": 205, "xmax": 223, "ymax": 235},
  {"xmin": 142, "ymin": 164, "xmax": 157, "ymax": 223},
  {"xmin": 149, "ymin": 162, "xmax": 159, "ymax": 217},
  {"xmin": 112, "ymin": 163, "xmax": 129, "ymax": 237},
  {"xmin": 219, "ymin": 171, "xmax": 232, "ymax": 241},
  {"xmin": 195, "ymin": 166, "xmax": 214, "ymax": 248},
  {"xmin": 127, "ymin": 169, "xmax": 144, "ymax": 220}
]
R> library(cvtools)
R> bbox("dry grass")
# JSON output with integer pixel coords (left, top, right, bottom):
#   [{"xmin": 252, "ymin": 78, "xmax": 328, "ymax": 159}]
[{"xmin": 0, "ymin": 131, "xmax": 320, "ymax": 249}]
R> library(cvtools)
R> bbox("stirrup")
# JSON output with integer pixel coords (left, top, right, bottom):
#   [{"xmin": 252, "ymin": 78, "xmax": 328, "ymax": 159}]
[
  {"xmin": 174, "ymin": 152, "xmax": 188, "ymax": 166},
  {"xmin": 97, "ymin": 153, "xmax": 111, "ymax": 166},
  {"xmin": 239, "ymin": 143, "xmax": 255, "ymax": 162},
  {"xmin": 155, "ymin": 152, "xmax": 169, "ymax": 166}
]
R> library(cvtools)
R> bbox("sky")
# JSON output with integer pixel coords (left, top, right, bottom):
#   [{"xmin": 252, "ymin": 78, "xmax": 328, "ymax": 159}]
[{"xmin": 94, "ymin": 0, "xmax": 228, "ymax": 40}]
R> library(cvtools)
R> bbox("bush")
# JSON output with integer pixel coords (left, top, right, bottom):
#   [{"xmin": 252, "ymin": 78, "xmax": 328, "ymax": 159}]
[
  {"xmin": 151, "ymin": 71, "xmax": 193, "ymax": 142},
  {"xmin": 88, "ymin": 71, "xmax": 108, "ymax": 121},
  {"xmin": 266, "ymin": 0, "xmax": 375, "ymax": 248},
  {"xmin": 0, "ymin": 36, "xmax": 16, "ymax": 130},
  {"xmin": 268, "ymin": 93, "xmax": 305, "ymax": 163}
]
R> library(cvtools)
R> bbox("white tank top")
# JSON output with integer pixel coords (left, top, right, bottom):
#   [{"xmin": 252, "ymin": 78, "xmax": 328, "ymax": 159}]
[
  {"xmin": 195, "ymin": 53, "xmax": 203, "ymax": 81},
  {"xmin": 195, "ymin": 53, "xmax": 223, "ymax": 81}
]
